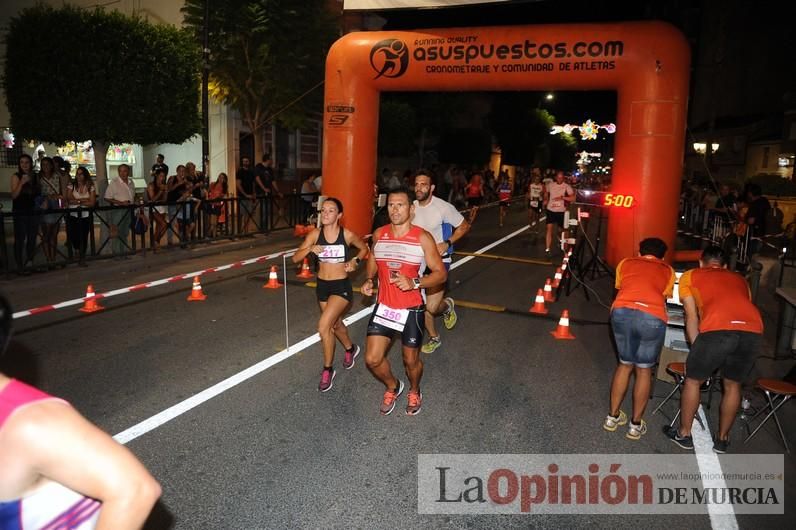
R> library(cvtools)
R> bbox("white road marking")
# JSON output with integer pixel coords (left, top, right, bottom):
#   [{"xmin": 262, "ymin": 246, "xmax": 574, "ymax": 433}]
[
  {"xmin": 114, "ymin": 226, "xmax": 528, "ymax": 444},
  {"xmin": 693, "ymin": 406, "xmax": 738, "ymax": 528}
]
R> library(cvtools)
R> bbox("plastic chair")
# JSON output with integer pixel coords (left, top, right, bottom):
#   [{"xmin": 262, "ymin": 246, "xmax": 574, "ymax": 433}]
[
  {"xmin": 744, "ymin": 378, "xmax": 796, "ymax": 453},
  {"xmin": 652, "ymin": 362, "xmax": 705, "ymax": 429}
]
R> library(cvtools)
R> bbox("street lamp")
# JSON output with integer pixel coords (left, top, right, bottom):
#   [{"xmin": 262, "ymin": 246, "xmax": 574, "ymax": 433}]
[
  {"xmin": 692, "ymin": 142, "xmax": 719, "ymax": 155},
  {"xmin": 545, "ymin": 93, "xmax": 554, "ymax": 101}
]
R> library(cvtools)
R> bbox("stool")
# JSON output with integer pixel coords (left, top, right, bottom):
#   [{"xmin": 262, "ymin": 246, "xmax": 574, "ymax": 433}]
[
  {"xmin": 744, "ymin": 378, "xmax": 796, "ymax": 453},
  {"xmin": 652, "ymin": 362, "xmax": 705, "ymax": 430}
]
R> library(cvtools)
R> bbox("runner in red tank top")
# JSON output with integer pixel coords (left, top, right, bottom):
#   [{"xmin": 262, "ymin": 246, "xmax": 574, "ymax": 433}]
[{"xmin": 361, "ymin": 187, "xmax": 447, "ymax": 416}]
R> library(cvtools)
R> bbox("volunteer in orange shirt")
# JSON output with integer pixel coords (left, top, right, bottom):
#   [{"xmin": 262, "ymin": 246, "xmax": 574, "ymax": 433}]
[
  {"xmin": 603, "ymin": 237, "xmax": 675, "ymax": 441},
  {"xmin": 664, "ymin": 245, "xmax": 763, "ymax": 454}
]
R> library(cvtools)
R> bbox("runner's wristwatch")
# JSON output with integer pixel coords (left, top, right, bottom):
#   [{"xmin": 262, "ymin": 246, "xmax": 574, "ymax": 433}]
[{"xmin": 412, "ymin": 277, "xmax": 421, "ymax": 290}]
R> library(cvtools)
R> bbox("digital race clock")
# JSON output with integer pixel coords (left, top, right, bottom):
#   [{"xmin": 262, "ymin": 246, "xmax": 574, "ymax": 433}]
[{"xmin": 574, "ymin": 190, "xmax": 636, "ymax": 208}]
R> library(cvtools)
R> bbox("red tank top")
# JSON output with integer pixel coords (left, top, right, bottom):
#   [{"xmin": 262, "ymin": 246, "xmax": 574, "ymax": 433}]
[{"xmin": 373, "ymin": 225, "xmax": 426, "ymax": 309}]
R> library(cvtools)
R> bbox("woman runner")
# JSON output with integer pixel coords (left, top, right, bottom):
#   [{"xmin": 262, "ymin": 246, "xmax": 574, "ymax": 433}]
[{"xmin": 292, "ymin": 198, "xmax": 368, "ymax": 392}]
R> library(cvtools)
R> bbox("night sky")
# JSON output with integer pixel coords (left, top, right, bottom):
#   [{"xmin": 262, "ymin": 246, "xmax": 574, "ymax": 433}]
[{"xmin": 375, "ymin": 0, "xmax": 796, "ymax": 127}]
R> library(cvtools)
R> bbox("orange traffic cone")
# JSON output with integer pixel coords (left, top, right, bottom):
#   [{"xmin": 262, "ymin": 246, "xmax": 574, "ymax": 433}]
[
  {"xmin": 552, "ymin": 267, "xmax": 563, "ymax": 288},
  {"xmin": 293, "ymin": 224, "xmax": 305, "ymax": 238},
  {"xmin": 187, "ymin": 276, "xmax": 207, "ymax": 301},
  {"xmin": 543, "ymin": 278, "xmax": 556, "ymax": 303},
  {"xmin": 551, "ymin": 309, "xmax": 576, "ymax": 340},
  {"xmin": 529, "ymin": 288, "xmax": 548, "ymax": 315},
  {"xmin": 263, "ymin": 265, "xmax": 282, "ymax": 289},
  {"xmin": 297, "ymin": 258, "xmax": 314, "ymax": 279},
  {"xmin": 79, "ymin": 284, "xmax": 104, "ymax": 313}
]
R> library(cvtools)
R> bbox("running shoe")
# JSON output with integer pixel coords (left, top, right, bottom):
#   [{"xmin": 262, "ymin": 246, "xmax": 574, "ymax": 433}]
[
  {"xmin": 602, "ymin": 410, "xmax": 627, "ymax": 432},
  {"xmin": 406, "ymin": 390, "xmax": 423, "ymax": 416},
  {"xmin": 380, "ymin": 380, "xmax": 404, "ymax": 415},
  {"xmin": 626, "ymin": 419, "xmax": 647, "ymax": 441},
  {"xmin": 713, "ymin": 437, "xmax": 730, "ymax": 454},
  {"xmin": 443, "ymin": 297, "xmax": 457, "ymax": 330},
  {"xmin": 343, "ymin": 344, "xmax": 360, "ymax": 370},
  {"xmin": 663, "ymin": 425, "xmax": 694, "ymax": 450},
  {"xmin": 421, "ymin": 336, "xmax": 442, "ymax": 354},
  {"xmin": 318, "ymin": 368, "xmax": 336, "ymax": 393}
]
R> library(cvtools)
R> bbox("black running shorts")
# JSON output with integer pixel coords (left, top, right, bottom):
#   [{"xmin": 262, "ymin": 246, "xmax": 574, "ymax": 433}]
[
  {"xmin": 366, "ymin": 304, "xmax": 425, "ymax": 348},
  {"xmin": 546, "ymin": 210, "xmax": 565, "ymax": 227},
  {"xmin": 685, "ymin": 330, "xmax": 760, "ymax": 382},
  {"xmin": 316, "ymin": 278, "xmax": 353, "ymax": 303}
]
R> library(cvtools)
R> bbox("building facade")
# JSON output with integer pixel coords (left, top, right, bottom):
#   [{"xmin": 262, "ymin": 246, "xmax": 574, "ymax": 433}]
[{"xmin": 0, "ymin": 0, "xmax": 329, "ymax": 194}]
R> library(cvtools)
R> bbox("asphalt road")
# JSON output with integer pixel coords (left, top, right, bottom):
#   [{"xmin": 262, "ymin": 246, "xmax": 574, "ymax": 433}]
[{"xmin": 1, "ymin": 204, "xmax": 794, "ymax": 529}]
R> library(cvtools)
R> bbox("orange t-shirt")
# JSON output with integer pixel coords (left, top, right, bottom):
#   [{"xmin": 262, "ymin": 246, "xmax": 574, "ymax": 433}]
[
  {"xmin": 678, "ymin": 267, "xmax": 763, "ymax": 334},
  {"xmin": 611, "ymin": 256, "xmax": 675, "ymax": 323}
]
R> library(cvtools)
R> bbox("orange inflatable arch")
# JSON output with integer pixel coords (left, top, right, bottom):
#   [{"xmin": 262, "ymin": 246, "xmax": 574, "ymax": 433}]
[{"xmin": 322, "ymin": 22, "xmax": 690, "ymax": 265}]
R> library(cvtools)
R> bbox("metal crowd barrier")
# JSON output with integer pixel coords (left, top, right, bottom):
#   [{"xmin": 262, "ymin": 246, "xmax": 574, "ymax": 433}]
[{"xmin": 0, "ymin": 192, "xmax": 319, "ymax": 274}]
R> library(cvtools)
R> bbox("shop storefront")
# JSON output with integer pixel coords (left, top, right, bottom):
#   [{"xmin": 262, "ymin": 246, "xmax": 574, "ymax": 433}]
[{"xmin": 55, "ymin": 141, "xmax": 146, "ymax": 189}]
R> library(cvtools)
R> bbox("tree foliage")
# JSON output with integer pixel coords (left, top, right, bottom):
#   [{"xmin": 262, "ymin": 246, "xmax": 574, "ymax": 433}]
[
  {"xmin": 547, "ymin": 131, "xmax": 578, "ymax": 171},
  {"xmin": 182, "ymin": 0, "xmax": 337, "ymax": 159},
  {"xmin": 489, "ymin": 94, "xmax": 557, "ymax": 166},
  {"xmin": 3, "ymin": 5, "xmax": 200, "ymax": 146}
]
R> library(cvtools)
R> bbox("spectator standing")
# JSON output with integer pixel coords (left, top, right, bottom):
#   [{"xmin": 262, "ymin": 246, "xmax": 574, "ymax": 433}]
[
  {"xmin": 150, "ymin": 153, "xmax": 168, "ymax": 180},
  {"xmin": 254, "ymin": 155, "xmax": 280, "ymax": 231},
  {"xmin": 254, "ymin": 154, "xmax": 282, "ymax": 198},
  {"xmin": 300, "ymin": 174, "xmax": 318, "ymax": 223},
  {"xmin": 104, "ymin": 164, "xmax": 135, "ymax": 260},
  {"xmin": 166, "ymin": 165, "xmax": 187, "ymax": 245},
  {"xmin": 9, "ymin": 154, "xmax": 38, "ymax": 275},
  {"xmin": 37, "ymin": 157, "xmax": 64, "ymax": 268},
  {"xmin": 207, "ymin": 173, "xmax": 229, "ymax": 238},
  {"xmin": 448, "ymin": 170, "xmax": 466, "ymax": 210},
  {"xmin": 147, "ymin": 169, "xmax": 169, "ymax": 250},
  {"xmin": 53, "ymin": 156, "xmax": 72, "ymax": 201},
  {"xmin": 185, "ymin": 162, "xmax": 205, "ymax": 240},
  {"xmin": 744, "ymin": 184, "xmax": 771, "ymax": 256},
  {"xmin": 603, "ymin": 238, "xmax": 675, "ymax": 440},
  {"xmin": 664, "ymin": 246, "xmax": 763, "ymax": 453},
  {"xmin": 386, "ymin": 170, "xmax": 402, "ymax": 190},
  {"xmin": 65, "ymin": 166, "xmax": 96, "ymax": 266},
  {"xmin": 173, "ymin": 173, "xmax": 197, "ymax": 245},
  {"xmin": 236, "ymin": 157, "xmax": 258, "ymax": 233}
]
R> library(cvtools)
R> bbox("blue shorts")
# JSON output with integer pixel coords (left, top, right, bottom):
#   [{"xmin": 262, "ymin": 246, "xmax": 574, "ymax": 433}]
[{"xmin": 610, "ymin": 307, "xmax": 666, "ymax": 368}]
